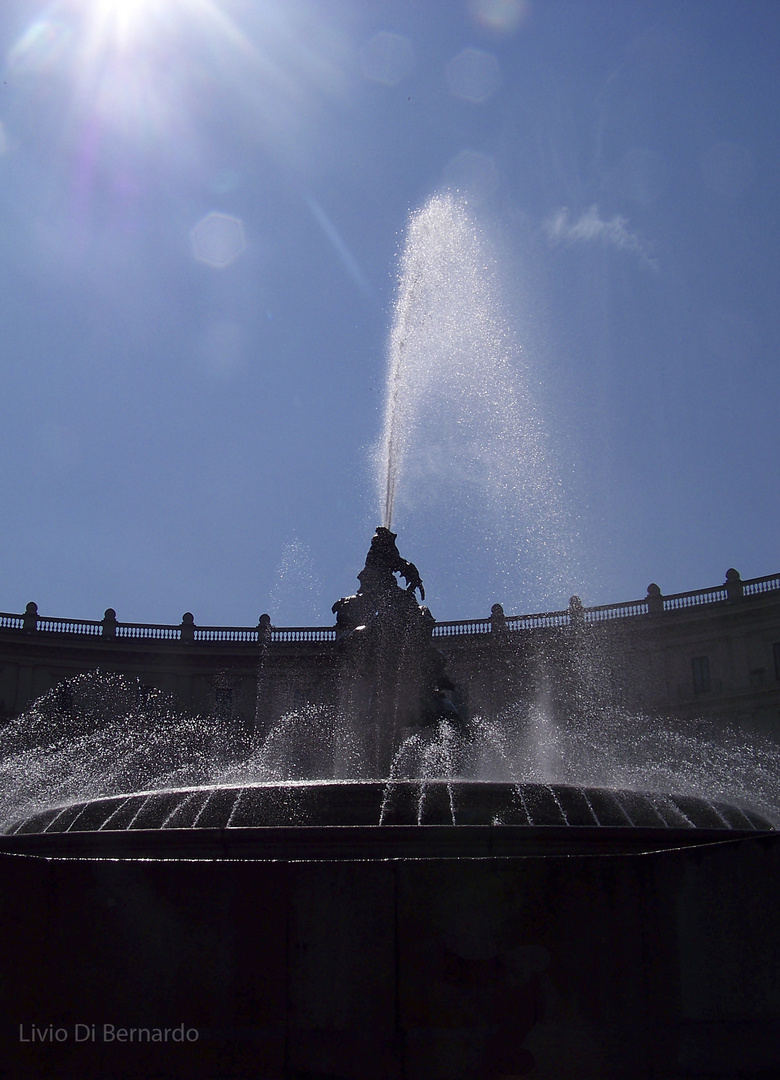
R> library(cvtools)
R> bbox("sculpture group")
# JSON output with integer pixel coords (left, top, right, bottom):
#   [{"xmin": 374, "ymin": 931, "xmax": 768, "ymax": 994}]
[{"xmin": 332, "ymin": 527, "xmax": 466, "ymax": 773}]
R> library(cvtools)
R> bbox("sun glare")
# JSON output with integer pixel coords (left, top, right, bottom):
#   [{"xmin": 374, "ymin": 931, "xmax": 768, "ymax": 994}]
[
  {"xmin": 87, "ymin": 0, "xmax": 167, "ymax": 51},
  {"xmin": 7, "ymin": 0, "xmax": 344, "ymax": 220}
]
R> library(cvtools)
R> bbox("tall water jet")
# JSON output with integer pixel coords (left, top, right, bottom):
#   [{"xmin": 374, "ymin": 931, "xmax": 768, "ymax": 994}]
[{"xmin": 377, "ymin": 192, "xmax": 575, "ymax": 608}]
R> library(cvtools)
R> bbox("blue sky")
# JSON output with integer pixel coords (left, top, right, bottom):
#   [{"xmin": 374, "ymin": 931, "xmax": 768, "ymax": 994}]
[{"xmin": 0, "ymin": 0, "xmax": 778, "ymax": 627}]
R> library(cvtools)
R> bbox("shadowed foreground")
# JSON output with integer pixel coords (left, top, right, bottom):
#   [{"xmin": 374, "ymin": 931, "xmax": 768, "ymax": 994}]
[{"xmin": 1, "ymin": 831, "xmax": 780, "ymax": 1078}]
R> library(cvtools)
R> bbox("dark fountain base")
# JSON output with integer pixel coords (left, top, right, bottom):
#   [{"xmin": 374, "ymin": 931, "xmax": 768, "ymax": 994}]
[
  {"xmin": 1, "ymin": 783, "xmax": 779, "ymax": 1080},
  {"xmin": 1, "ymin": 778, "xmax": 772, "ymax": 861},
  {"xmin": 2, "ymin": 534, "xmax": 779, "ymax": 1078}
]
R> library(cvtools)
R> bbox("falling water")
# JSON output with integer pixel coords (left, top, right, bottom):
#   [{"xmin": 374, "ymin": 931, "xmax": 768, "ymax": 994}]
[
  {"xmin": 2, "ymin": 672, "xmax": 780, "ymax": 831},
  {"xmin": 376, "ymin": 192, "xmax": 575, "ymax": 605}
]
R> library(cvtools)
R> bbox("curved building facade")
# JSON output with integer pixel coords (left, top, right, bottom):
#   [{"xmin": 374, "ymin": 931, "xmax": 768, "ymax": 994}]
[{"xmin": 1, "ymin": 568, "xmax": 779, "ymax": 736}]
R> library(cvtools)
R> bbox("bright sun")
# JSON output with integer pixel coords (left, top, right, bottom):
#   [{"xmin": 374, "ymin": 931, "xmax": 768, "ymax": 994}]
[{"xmin": 87, "ymin": 0, "xmax": 168, "ymax": 52}]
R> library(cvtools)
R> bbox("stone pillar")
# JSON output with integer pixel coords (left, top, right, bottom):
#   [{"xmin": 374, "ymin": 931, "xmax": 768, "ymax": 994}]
[
  {"xmin": 254, "ymin": 615, "xmax": 274, "ymax": 743},
  {"xmin": 257, "ymin": 613, "xmax": 272, "ymax": 648},
  {"xmin": 22, "ymin": 602, "xmax": 38, "ymax": 632},
  {"xmin": 490, "ymin": 603, "xmax": 506, "ymax": 633},
  {"xmin": 725, "ymin": 568, "xmax": 743, "ymax": 602},
  {"xmin": 180, "ymin": 613, "xmax": 196, "ymax": 643},
  {"xmin": 568, "ymin": 595, "xmax": 584, "ymax": 626},
  {"xmin": 101, "ymin": 608, "xmax": 117, "ymax": 639},
  {"xmin": 646, "ymin": 583, "xmax": 663, "ymax": 615}
]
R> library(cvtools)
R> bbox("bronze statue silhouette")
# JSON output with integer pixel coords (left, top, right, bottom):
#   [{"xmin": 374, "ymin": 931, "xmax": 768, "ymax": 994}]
[
  {"xmin": 332, "ymin": 528, "xmax": 467, "ymax": 772},
  {"xmin": 359, "ymin": 526, "xmax": 424, "ymax": 601},
  {"xmin": 333, "ymin": 527, "xmax": 425, "ymax": 640}
]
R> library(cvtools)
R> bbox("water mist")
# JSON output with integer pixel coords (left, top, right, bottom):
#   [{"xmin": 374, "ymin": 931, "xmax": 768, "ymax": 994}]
[{"xmin": 376, "ymin": 192, "xmax": 575, "ymax": 608}]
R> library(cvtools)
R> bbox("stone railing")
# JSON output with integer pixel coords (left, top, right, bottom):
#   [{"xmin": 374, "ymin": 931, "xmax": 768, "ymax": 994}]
[
  {"xmin": 661, "ymin": 585, "xmax": 728, "ymax": 611},
  {"xmin": 270, "ymin": 626, "xmax": 337, "ymax": 643},
  {"xmin": 2, "ymin": 569, "xmax": 777, "ymax": 646},
  {"xmin": 743, "ymin": 573, "xmax": 780, "ymax": 597}
]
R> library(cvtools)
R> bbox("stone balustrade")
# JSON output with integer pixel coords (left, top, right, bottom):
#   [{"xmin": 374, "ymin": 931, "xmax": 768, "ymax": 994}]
[{"xmin": 1, "ymin": 569, "xmax": 777, "ymax": 646}]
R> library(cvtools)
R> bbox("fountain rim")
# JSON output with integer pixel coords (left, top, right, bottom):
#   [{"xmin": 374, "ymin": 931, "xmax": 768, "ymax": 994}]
[
  {"xmin": 6, "ymin": 776, "xmax": 777, "ymax": 822},
  {"xmin": 0, "ymin": 821, "xmax": 775, "ymax": 863},
  {"xmin": 1, "ymin": 779, "xmax": 773, "ymax": 863}
]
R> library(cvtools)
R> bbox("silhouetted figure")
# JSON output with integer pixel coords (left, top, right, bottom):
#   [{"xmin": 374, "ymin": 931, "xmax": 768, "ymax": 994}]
[
  {"xmin": 360, "ymin": 526, "xmax": 425, "ymax": 601},
  {"xmin": 332, "ymin": 528, "xmax": 467, "ymax": 772},
  {"xmin": 333, "ymin": 527, "xmax": 424, "ymax": 642}
]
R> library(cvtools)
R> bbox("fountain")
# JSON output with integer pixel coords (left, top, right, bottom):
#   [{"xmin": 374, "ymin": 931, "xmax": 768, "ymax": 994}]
[
  {"xmin": 1, "ymin": 194, "xmax": 779, "ymax": 1079},
  {"xmin": 1, "ymin": 522, "xmax": 773, "ymax": 857},
  {"xmin": 1, "ymin": 192, "xmax": 772, "ymax": 852}
]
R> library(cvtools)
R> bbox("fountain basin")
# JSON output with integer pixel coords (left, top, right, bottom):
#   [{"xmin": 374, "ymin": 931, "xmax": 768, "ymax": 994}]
[
  {"xmin": 2, "ymin": 780, "xmax": 771, "ymax": 860},
  {"xmin": 2, "ymin": 807, "xmax": 780, "ymax": 1079}
]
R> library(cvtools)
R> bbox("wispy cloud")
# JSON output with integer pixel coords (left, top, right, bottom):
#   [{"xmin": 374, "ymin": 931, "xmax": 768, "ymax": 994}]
[{"xmin": 544, "ymin": 204, "xmax": 657, "ymax": 269}]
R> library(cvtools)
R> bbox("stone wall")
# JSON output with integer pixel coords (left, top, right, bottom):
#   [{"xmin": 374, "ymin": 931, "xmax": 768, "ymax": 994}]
[
  {"xmin": 1, "ymin": 571, "xmax": 780, "ymax": 736},
  {"xmin": 2, "ymin": 833, "xmax": 780, "ymax": 1078}
]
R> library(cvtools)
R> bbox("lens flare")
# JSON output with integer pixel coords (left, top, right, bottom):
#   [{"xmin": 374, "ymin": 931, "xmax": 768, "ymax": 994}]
[
  {"xmin": 85, "ymin": 0, "xmax": 170, "ymax": 52},
  {"xmin": 6, "ymin": 0, "xmax": 351, "ymax": 286}
]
